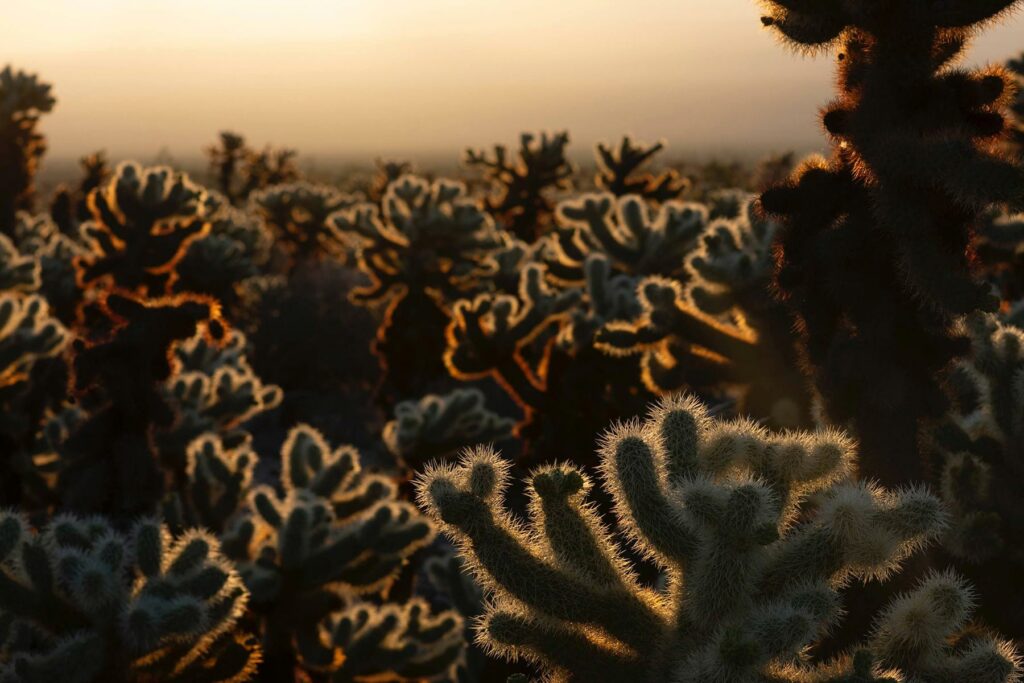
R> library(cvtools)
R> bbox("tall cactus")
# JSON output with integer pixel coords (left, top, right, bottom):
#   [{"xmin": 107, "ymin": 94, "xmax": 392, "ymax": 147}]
[
  {"xmin": 758, "ymin": 0, "xmax": 1024, "ymax": 484},
  {"xmin": 0, "ymin": 67, "xmax": 54, "ymax": 235},
  {"xmin": 417, "ymin": 394, "xmax": 1018, "ymax": 682}
]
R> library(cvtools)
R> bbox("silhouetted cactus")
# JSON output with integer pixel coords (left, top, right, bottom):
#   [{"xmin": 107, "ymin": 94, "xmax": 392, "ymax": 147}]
[
  {"xmin": 597, "ymin": 196, "xmax": 809, "ymax": 426},
  {"xmin": 417, "ymin": 394, "xmax": 1017, "ymax": 682},
  {"xmin": 593, "ymin": 136, "xmax": 687, "ymax": 202},
  {"xmin": 0, "ymin": 513, "xmax": 258, "ymax": 682},
  {"xmin": 252, "ymin": 181, "xmax": 360, "ymax": 266},
  {"xmin": 76, "ymin": 163, "xmax": 211, "ymax": 296},
  {"xmin": 0, "ymin": 294, "xmax": 66, "ymax": 391},
  {"xmin": 384, "ymin": 388, "xmax": 515, "ymax": 471},
  {"xmin": 50, "ymin": 151, "xmax": 111, "ymax": 237},
  {"xmin": 175, "ymin": 202, "xmax": 272, "ymax": 307},
  {"xmin": 158, "ymin": 328, "xmax": 281, "ymax": 481},
  {"xmin": 11, "ymin": 213, "xmax": 85, "ymax": 325},
  {"xmin": 1009, "ymin": 52, "xmax": 1023, "ymax": 157},
  {"xmin": 206, "ymin": 131, "xmax": 249, "ymax": 204},
  {"xmin": 308, "ymin": 598, "xmax": 463, "ymax": 682},
  {"xmin": 925, "ymin": 312, "xmax": 1024, "ymax": 635},
  {"xmin": 466, "ymin": 131, "xmax": 573, "ymax": 241},
  {"xmin": 219, "ymin": 424, "xmax": 448, "ymax": 680},
  {"xmin": 58, "ymin": 292, "xmax": 223, "ymax": 519},
  {"xmin": 0, "ymin": 67, "xmax": 54, "ymax": 236},
  {"xmin": 330, "ymin": 174, "xmax": 502, "ymax": 399},
  {"xmin": 543, "ymin": 193, "xmax": 707, "ymax": 283},
  {"xmin": 759, "ymin": 0, "xmax": 1024, "ymax": 485}
]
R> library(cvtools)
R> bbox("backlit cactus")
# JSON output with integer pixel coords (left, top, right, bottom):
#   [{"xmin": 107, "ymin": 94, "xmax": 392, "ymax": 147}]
[
  {"xmin": 220, "ymin": 424, "xmax": 445, "ymax": 679},
  {"xmin": 466, "ymin": 131, "xmax": 574, "ymax": 241},
  {"xmin": 251, "ymin": 181, "xmax": 360, "ymax": 266},
  {"xmin": 593, "ymin": 136, "xmax": 687, "ymax": 203},
  {"xmin": 417, "ymin": 394, "xmax": 1017, "ymax": 682},
  {"xmin": 759, "ymin": 0, "xmax": 1024, "ymax": 485},
  {"xmin": 76, "ymin": 162, "xmax": 212, "ymax": 296},
  {"xmin": 330, "ymin": 174, "xmax": 502, "ymax": 398},
  {"xmin": 12, "ymin": 212, "xmax": 85, "ymax": 323},
  {"xmin": 0, "ymin": 67, "xmax": 55, "ymax": 235},
  {"xmin": 384, "ymin": 388, "xmax": 515, "ymax": 470},
  {"xmin": 0, "ymin": 513, "xmax": 258, "ymax": 683}
]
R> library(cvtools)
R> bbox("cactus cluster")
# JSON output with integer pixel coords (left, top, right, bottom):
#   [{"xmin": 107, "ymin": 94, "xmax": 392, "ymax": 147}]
[{"xmin": 0, "ymin": 3, "xmax": 1021, "ymax": 677}]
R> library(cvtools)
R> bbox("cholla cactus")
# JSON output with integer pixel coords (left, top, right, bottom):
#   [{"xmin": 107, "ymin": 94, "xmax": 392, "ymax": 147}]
[
  {"xmin": 330, "ymin": 174, "xmax": 502, "ymax": 398},
  {"xmin": 444, "ymin": 263, "xmax": 579, "ymax": 425},
  {"xmin": 251, "ymin": 181, "xmax": 360, "ymax": 265},
  {"xmin": 175, "ymin": 203, "xmax": 272, "ymax": 307},
  {"xmin": 308, "ymin": 599, "xmax": 463, "ymax": 683},
  {"xmin": 50, "ymin": 151, "xmax": 111, "ymax": 237},
  {"xmin": 220, "ymin": 424, "xmax": 447, "ymax": 679},
  {"xmin": 205, "ymin": 131, "xmax": 248, "ymax": 203},
  {"xmin": 758, "ymin": 0, "xmax": 1024, "ymax": 485},
  {"xmin": 465, "ymin": 131, "xmax": 574, "ymax": 241},
  {"xmin": 543, "ymin": 193, "xmax": 707, "ymax": 284},
  {"xmin": 0, "ymin": 233, "xmax": 38, "ymax": 293},
  {"xmin": 158, "ymin": 328, "xmax": 282, "ymax": 478},
  {"xmin": 926, "ymin": 313, "xmax": 1024, "ymax": 632},
  {"xmin": 59, "ymin": 292, "xmax": 223, "ymax": 518},
  {"xmin": 11, "ymin": 212, "xmax": 85, "ymax": 324},
  {"xmin": 0, "ymin": 294, "xmax": 67, "ymax": 389},
  {"xmin": 0, "ymin": 513, "xmax": 258, "ymax": 683},
  {"xmin": 164, "ymin": 434, "xmax": 256, "ymax": 533},
  {"xmin": 596, "ymin": 196, "xmax": 808, "ymax": 425},
  {"xmin": 416, "ymin": 394, "xmax": 1018, "ymax": 682},
  {"xmin": 594, "ymin": 136, "xmax": 686, "ymax": 202},
  {"xmin": 1009, "ymin": 53, "xmax": 1023, "ymax": 157},
  {"xmin": 384, "ymin": 388, "xmax": 515, "ymax": 470},
  {"xmin": 0, "ymin": 67, "xmax": 55, "ymax": 235},
  {"xmin": 76, "ymin": 162, "xmax": 211, "ymax": 296},
  {"xmin": 975, "ymin": 209, "xmax": 1024, "ymax": 304}
]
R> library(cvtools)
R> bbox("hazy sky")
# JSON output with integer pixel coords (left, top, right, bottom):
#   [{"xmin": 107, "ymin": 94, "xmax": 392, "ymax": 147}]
[{"xmin": 5, "ymin": 1, "xmax": 1023, "ymax": 162}]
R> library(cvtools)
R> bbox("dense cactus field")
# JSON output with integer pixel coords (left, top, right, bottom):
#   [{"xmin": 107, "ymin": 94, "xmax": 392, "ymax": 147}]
[{"xmin": 1, "ymin": 2, "xmax": 1024, "ymax": 681}]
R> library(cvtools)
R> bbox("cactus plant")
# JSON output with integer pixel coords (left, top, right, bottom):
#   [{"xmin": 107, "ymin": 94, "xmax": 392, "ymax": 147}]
[
  {"xmin": 0, "ymin": 67, "xmax": 55, "ymax": 235},
  {"xmin": 542, "ymin": 192, "xmax": 707, "ymax": 283},
  {"xmin": 330, "ymin": 174, "xmax": 502, "ymax": 400},
  {"xmin": 597, "ymin": 196, "xmax": 810, "ymax": 426},
  {"xmin": 251, "ymin": 181, "xmax": 360, "ymax": 266},
  {"xmin": 593, "ymin": 136, "xmax": 687, "ymax": 202},
  {"xmin": 465, "ymin": 131, "xmax": 573, "ymax": 241},
  {"xmin": 76, "ymin": 163, "xmax": 212, "ymax": 297},
  {"xmin": 384, "ymin": 388, "xmax": 515, "ymax": 471},
  {"xmin": 417, "ymin": 394, "xmax": 1017, "ymax": 682},
  {"xmin": 12, "ymin": 212, "xmax": 85, "ymax": 324},
  {"xmin": 219, "ymin": 424, "xmax": 452, "ymax": 680},
  {"xmin": 1008, "ymin": 52, "xmax": 1023, "ymax": 158},
  {"xmin": 58, "ymin": 292, "xmax": 223, "ymax": 519},
  {"xmin": 0, "ymin": 512, "xmax": 258, "ymax": 683},
  {"xmin": 758, "ymin": 0, "xmax": 1024, "ymax": 485},
  {"xmin": 50, "ymin": 151, "xmax": 111, "ymax": 237}
]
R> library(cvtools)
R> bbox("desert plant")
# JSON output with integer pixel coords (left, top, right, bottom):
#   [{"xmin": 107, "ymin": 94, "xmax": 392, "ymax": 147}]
[
  {"xmin": 383, "ymin": 388, "xmax": 515, "ymax": 472},
  {"xmin": 158, "ymin": 327, "xmax": 282, "ymax": 483},
  {"xmin": 0, "ymin": 512, "xmax": 259, "ymax": 682},
  {"xmin": 219, "ymin": 424, "xmax": 456, "ymax": 680},
  {"xmin": 417, "ymin": 394, "xmax": 1018, "ymax": 682},
  {"xmin": 925, "ymin": 311, "xmax": 1024, "ymax": 635},
  {"xmin": 175, "ymin": 202, "xmax": 273, "ymax": 308},
  {"xmin": 11, "ymin": 212, "xmax": 85, "ymax": 325},
  {"xmin": 0, "ymin": 67, "xmax": 54, "ymax": 236},
  {"xmin": 58, "ymin": 292, "xmax": 223, "ymax": 519},
  {"xmin": 466, "ymin": 131, "xmax": 573, "ymax": 241},
  {"xmin": 542, "ymin": 192, "xmax": 707, "ymax": 284},
  {"xmin": 593, "ymin": 136, "xmax": 687, "ymax": 202},
  {"xmin": 50, "ymin": 151, "xmax": 111, "ymax": 237},
  {"xmin": 597, "ymin": 197, "xmax": 810, "ymax": 426},
  {"xmin": 758, "ymin": 0, "xmax": 1024, "ymax": 485},
  {"xmin": 251, "ymin": 182, "xmax": 360, "ymax": 267},
  {"xmin": 329, "ymin": 174, "xmax": 502, "ymax": 400},
  {"xmin": 76, "ymin": 162, "xmax": 212, "ymax": 297},
  {"xmin": 206, "ymin": 131, "xmax": 249, "ymax": 204},
  {"xmin": 1009, "ymin": 52, "xmax": 1023, "ymax": 157}
]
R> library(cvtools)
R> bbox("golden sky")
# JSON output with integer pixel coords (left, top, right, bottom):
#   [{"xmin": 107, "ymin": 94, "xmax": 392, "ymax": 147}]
[{"xmin": 5, "ymin": 0, "xmax": 1022, "ymax": 161}]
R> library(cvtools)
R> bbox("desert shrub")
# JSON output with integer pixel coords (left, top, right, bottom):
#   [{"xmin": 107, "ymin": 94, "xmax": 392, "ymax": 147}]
[{"xmin": 0, "ymin": 67, "xmax": 54, "ymax": 235}]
